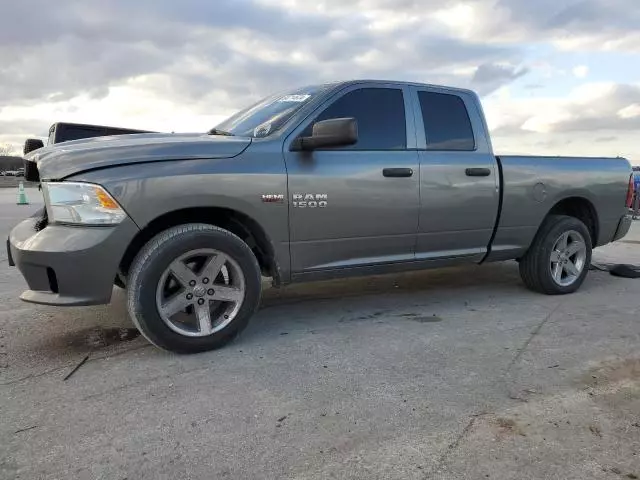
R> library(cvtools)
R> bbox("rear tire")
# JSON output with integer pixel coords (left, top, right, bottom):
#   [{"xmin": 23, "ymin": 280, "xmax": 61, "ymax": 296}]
[
  {"xmin": 519, "ymin": 215, "xmax": 592, "ymax": 295},
  {"xmin": 127, "ymin": 223, "xmax": 262, "ymax": 353}
]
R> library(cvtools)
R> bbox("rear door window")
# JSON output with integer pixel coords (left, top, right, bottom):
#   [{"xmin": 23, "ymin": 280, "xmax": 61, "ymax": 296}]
[{"xmin": 417, "ymin": 91, "xmax": 475, "ymax": 151}]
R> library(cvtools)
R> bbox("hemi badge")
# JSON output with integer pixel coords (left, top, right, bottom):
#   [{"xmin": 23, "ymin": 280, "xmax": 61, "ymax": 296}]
[{"xmin": 261, "ymin": 194, "xmax": 284, "ymax": 203}]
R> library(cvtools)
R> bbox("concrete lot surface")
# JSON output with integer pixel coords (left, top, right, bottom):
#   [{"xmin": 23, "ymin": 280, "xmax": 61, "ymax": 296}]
[
  {"xmin": 1, "ymin": 187, "xmax": 639, "ymax": 479},
  {"xmin": 0, "ymin": 178, "xmax": 35, "ymax": 189}
]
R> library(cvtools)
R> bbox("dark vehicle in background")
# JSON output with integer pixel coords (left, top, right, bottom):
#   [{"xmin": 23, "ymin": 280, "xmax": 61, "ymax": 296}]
[{"xmin": 23, "ymin": 122, "xmax": 156, "ymax": 155}]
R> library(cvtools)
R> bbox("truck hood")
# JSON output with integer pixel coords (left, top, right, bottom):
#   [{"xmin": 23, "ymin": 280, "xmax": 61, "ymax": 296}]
[{"xmin": 26, "ymin": 133, "xmax": 252, "ymax": 180}]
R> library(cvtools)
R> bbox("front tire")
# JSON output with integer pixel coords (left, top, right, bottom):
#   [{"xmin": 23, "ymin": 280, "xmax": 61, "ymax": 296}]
[
  {"xmin": 127, "ymin": 224, "xmax": 262, "ymax": 353},
  {"xmin": 519, "ymin": 215, "xmax": 592, "ymax": 295}
]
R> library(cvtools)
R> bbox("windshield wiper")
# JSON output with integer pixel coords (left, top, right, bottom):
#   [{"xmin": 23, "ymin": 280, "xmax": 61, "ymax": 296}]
[{"xmin": 207, "ymin": 128, "xmax": 235, "ymax": 136}]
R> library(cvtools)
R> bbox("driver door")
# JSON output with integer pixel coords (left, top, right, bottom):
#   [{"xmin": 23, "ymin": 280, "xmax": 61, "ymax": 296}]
[{"xmin": 283, "ymin": 83, "xmax": 421, "ymax": 277}]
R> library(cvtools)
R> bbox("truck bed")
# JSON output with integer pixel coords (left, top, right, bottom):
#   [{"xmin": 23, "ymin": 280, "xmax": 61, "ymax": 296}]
[{"xmin": 487, "ymin": 154, "xmax": 632, "ymax": 262}]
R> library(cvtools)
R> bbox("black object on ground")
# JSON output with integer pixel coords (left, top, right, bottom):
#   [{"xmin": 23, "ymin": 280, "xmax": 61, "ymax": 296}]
[
  {"xmin": 590, "ymin": 262, "xmax": 640, "ymax": 278},
  {"xmin": 63, "ymin": 354, "xmax": 90, "ymax": 381},
  {"xmin": 14, "ymin": 425, "xmax": 38, "ymax": 434},
  {"xmin": 609, "ymin": 264, "xmax": 640, "ymax": 278}
]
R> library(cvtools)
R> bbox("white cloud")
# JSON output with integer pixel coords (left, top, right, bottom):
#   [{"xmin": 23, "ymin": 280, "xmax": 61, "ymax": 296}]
[
  {"xmin": 0, "ymin": 0, "xmax": 638, "ymax": 164},
  {"xmin": 618, "ymin": 104, "xmax": 640, "ymax": 119},
  {"xmin": 485, "ymin": 81, "xmax": 640, "ymax": 161},
  {"xmin": 0, "ymin": 82, "xmax": 231, "ymax": 141},
  {"xmin": 431, "ymin": 4, "xmax": 477, "ymax": 30},
  {"xmin": 572, "ymin": 65, "xmax": 589, "ymax": 78},
  {"xmin": 552, "ymin": 31, "xmax": 640, "ymax": 53}
]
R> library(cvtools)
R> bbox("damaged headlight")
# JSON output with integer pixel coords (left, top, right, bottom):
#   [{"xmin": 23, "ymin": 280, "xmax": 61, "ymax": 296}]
[{"xmin": 42, "ymin": 182, "xmax": 127, "ymax": 225}]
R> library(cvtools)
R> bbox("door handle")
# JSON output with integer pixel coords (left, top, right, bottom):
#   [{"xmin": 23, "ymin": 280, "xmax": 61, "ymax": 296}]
[
  {"xmin": 465, "ymin": 167, "xmax": 491, "ymax": 177},
  {"xmin": 383, "ymin": 168, "xmax": 413, "ymax": 178}
]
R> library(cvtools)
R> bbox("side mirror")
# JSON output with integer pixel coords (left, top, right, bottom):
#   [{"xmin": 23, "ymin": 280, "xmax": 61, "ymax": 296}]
[{"xmin": 290, "ymin": 117, "xmax": 358, "ymax": 151}]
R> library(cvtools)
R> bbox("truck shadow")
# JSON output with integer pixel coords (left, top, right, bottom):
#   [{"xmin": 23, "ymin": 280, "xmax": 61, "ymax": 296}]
[
  {"xmin": 242, "ymin": 260, "xmax": 614, "ymax": 342},
  {"xmin": 242, "ymin": 261, "xmax": 527, "ymax": 341},
  {"xmin": 16, "ymin": 260, "xmax": 611, "ymax": 360}
]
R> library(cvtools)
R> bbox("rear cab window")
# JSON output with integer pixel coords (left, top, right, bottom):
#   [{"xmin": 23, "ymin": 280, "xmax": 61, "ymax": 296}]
[{"xmin": 417, "ymin": 91, "xmax": 475, "ymax": 151}]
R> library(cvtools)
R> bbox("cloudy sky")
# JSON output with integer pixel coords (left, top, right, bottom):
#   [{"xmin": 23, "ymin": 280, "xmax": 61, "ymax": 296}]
[{"xmin": 1, "ymin": 0, "xmax": 638, "ymax": 162}]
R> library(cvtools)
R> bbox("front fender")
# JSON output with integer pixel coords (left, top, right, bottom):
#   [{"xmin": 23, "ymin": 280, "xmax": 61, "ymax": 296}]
[{"xmin": 71, "ymin": 155, "xmax": 290, "ymax": 280}]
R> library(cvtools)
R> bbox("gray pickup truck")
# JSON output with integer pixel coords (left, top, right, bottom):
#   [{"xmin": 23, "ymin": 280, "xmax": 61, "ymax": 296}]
[{"xmin": 9, "ymin": 80, "xmax": 635, "ymax": 353}]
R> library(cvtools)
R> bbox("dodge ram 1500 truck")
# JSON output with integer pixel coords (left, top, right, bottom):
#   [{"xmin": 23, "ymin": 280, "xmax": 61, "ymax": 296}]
[{"xmin": 9, "ymin": 80, "xmax": 635, "ymax": 353}]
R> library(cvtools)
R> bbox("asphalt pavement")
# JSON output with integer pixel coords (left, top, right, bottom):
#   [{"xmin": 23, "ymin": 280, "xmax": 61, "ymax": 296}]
[{"xmin": 1, "ymin": 187, "xmax": 639, "ymax": 480}]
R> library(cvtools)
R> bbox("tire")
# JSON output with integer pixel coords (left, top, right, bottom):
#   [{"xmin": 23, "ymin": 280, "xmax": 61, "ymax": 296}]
[
  {"xmin": 127, "ymin": 223, "xmax": 262, "ymax": 353},
  {"xmin": 24, "ymin": 159, "xmax": 40, "ymax": 182},
  {"xmin": 114, "ymin": 273, "xmax": 126, "ymax": 289},
  {"xmin": 519, "ymin": 215, "xmax": 592, "ymax": 295},
  {"xmin": 23, "ymin": 138, "xmax": 44, "ymax": 155}
]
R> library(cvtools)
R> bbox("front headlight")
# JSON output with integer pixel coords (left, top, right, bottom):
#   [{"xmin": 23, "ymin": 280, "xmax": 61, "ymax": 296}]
[{"xmin": 42, "ymin": 182, "xmax": 127, "ymax": 225}]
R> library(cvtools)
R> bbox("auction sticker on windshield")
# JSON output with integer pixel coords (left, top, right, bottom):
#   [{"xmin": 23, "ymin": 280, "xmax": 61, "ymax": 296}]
[
  {"xmin": 253, "ymin": 123, "xmax": 272, "ymax": 137},
  {"xmin": 278, "ymin": 94, "xmax": 311, "ymax": 102}
]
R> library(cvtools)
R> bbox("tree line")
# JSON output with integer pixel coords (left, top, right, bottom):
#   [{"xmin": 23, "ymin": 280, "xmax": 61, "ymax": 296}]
[{"xmin": 0, "ymin": 155, "xmax": 24, "ymax": 170}]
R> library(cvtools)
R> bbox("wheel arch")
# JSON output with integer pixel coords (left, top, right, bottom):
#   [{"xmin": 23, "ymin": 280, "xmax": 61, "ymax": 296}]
[
  {"xmin": 544, "ymin": 196, "xmax": 599, "ymax": 247},
  {"xmin": 119, "ymin": 207, "xmax": 281, "ymax": 285}
]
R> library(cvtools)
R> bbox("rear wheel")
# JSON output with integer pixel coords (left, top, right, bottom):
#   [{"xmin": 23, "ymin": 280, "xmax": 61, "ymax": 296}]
[
  {"xmin": 127, "ymin": 223, "xmax": 262, "ymax": 353},
  {"xmin": 519, "ymin": 215, "xmax": 592, "ymax": 295}
]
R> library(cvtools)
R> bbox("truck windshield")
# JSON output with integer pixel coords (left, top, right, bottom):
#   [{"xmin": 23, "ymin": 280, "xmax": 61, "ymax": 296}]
[{"xmin": 211, "ymin": 84, "xmax": 331, "ymax": 138}]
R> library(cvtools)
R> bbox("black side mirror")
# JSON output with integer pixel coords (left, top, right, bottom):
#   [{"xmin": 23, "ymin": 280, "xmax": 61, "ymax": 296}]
[
  {"xmin": 290, "ymin": 117, "xmax": 358, "ymax": 151},
  {"xmin": 24, "ymin": 138, "xmax": 44, "ymax": 155}
]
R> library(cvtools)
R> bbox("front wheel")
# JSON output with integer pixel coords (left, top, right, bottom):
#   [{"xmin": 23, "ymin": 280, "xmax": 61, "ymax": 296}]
[
  {"xmin": 127, "ymin": 224, "xmax": 262, "ymax": 353},
  {"xmin": 519, "ymin": 215, "xmax": 592, "ymax": 295}
]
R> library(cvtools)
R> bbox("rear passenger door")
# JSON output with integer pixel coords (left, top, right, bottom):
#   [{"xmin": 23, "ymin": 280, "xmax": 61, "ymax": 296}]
[
  {"xmin": 410, "ymin": 87, "xmax": 500, "ymax": 261},
  {"xmin": 284, "ymin": 83, "xmax": 421, "ymax": 275}
]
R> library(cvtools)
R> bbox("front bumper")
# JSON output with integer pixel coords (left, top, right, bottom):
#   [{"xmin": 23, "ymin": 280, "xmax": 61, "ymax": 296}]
[{"xmin": 8, "ymin": 215, "xmax": 139, "ymax": 306}]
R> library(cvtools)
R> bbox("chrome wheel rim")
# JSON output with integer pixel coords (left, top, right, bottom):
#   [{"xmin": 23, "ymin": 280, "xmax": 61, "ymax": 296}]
[
  {"xmin": 155, "ymin": 248, "xmax": 245, "ymax": 337},
  {"xmin": 549, "ymin": 230, "xmax": 587, "ymax": 287}
]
